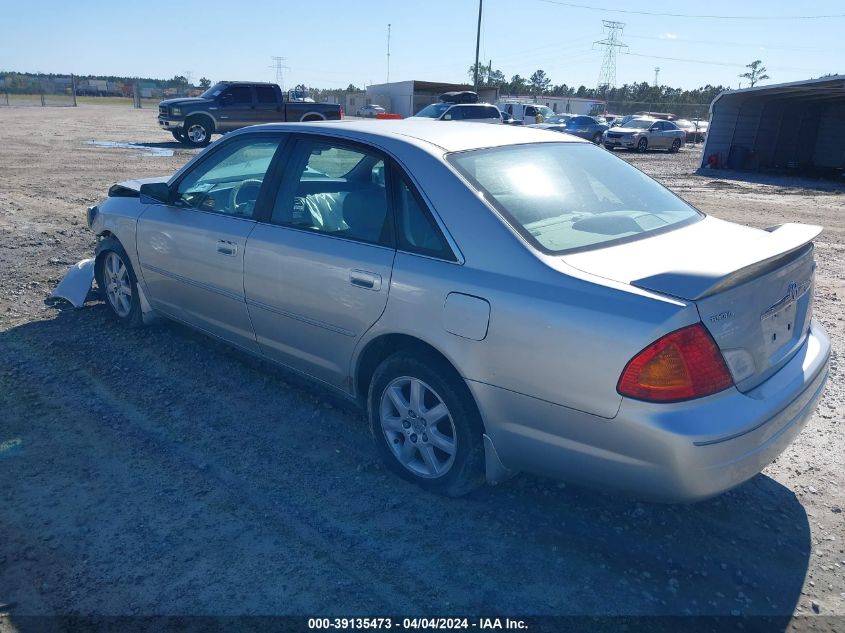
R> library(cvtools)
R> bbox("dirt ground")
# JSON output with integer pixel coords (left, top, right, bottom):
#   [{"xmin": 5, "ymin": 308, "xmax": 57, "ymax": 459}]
[{"xmin": 0, "ymin": 105, "xmax": 843, "ymax": 628}]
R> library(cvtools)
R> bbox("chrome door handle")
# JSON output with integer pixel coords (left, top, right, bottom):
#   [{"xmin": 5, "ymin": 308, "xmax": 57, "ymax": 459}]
[
  {"xmin": 349, "ymin": 270, "xmax": 381, "ymax": 291},
  {"xmin": 217, "ymin": 240, "xmax": 237, "ymax": 256}
]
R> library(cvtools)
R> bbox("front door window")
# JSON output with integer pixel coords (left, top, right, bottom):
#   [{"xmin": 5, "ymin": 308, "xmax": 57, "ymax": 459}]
[{"xmin": 176, "ymin": 138, "xmax": 283, "ymax": 218}]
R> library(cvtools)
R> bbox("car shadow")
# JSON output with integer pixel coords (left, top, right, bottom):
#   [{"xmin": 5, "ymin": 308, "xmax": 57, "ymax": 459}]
[
  {"xmin": 0, "ymin": 304, "xmax": 811, "ymax": 629},
  {"xmin": 696, "ymin": 167, "xmax": 845, "ymax": 193}
]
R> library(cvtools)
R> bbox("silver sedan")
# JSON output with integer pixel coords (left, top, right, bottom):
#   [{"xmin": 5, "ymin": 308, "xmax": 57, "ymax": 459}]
[
  {"xmin": 83, "ymin": 120, "xmax": 829, "ymax": 501},
  {"xmin": 603, "ymin": 117, "xmax": 687, "ymax": 152}
]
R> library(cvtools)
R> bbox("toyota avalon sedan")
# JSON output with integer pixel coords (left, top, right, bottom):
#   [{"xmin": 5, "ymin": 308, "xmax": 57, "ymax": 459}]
[{"xmin": 84, "ymin": 119, "xmax": 829, "ymax": 501}]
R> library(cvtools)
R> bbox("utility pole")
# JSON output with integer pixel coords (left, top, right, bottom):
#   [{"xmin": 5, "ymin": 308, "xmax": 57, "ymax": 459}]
[
  {"xmin": 594, "ymin": 20, "xmax": 627, "ymax": 96},
  {"xmin": 654, "ymin": 66, "xmax": 660, "ymax": 87},
  {"xmin": 387, "ymin": 24, "xmax": 391, "ymax": 84},
  {"xmin": 269, "ymin": 56, "xmax": 289, "ymax": 92},
  {"xmin": 473, "ymin": 0, "xmax": 483, "ymax": 91}
]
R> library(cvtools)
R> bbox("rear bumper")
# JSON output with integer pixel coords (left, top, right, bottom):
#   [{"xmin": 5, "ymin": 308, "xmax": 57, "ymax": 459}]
[{"xmin": 469, "ymin": 320, "xmax": 830, "ymax": 502}]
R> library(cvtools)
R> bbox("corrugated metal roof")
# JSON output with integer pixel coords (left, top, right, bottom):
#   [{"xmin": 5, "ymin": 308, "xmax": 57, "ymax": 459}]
[{"xmin": 712, "ymin": 75, "xmax": 845, "ymax": 108}]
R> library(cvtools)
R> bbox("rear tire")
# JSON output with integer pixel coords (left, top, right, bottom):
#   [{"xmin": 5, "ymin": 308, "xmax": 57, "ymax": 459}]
[
  {"xmin": 94, "ymin": 237, "xmax": 143, "ymax": 328},
  {"xmin": 368, "ymin": 351, "xmax": 485, "ymax": 497}
]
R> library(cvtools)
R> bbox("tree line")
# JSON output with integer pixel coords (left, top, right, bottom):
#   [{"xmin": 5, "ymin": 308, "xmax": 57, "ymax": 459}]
[{"xmin": 468, "ymin": 62, "xmax": 728, "ymax": 107}]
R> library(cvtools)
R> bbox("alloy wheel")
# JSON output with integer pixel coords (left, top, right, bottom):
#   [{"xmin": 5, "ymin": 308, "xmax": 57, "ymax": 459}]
[
  {"xmin": 379, "ymin": 376, "xmax": 457, "ymax": 478},
  {"xmin": 103, "ymin": 251, "xmax": 132, "ymax": 317},
  {"xmin": 187, "ymin": 124, "xmax": 207, "ymax": 143}
]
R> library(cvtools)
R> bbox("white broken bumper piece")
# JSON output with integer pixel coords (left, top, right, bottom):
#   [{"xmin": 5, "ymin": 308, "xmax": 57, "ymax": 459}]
[{"xmin": 50, "ymin": 258, "xmax": 95, "ymax": 308}]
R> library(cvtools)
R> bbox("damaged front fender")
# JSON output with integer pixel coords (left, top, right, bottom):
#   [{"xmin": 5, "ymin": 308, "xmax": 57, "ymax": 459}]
[{"xmin": 49, "ymin": 258, "xmax": 94, "ymax": 308}]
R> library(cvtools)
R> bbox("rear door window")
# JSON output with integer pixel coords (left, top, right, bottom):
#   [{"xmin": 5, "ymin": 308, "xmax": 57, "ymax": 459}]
[
  {"xmin": 270, "ymin": 139, "xmax": 393, "ymax": 246},
  {"xmin": 255, "ymin": 86, "xmax": 277, "ymax": 104},
  {"xmin": 394, "ymin": 174, "xmax": 455, "ymax": 261}
]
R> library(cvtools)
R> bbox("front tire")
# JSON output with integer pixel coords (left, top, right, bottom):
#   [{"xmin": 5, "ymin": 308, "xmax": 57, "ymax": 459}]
[
  {"xmin": 184, "ymin": 117, "xmax": 212, "ymax": 147},
  {"xmin": 670, "ymin": 138, "xmax": 682, "ymax": 153},
  {"xmin": 171, "ymin": 129, "xmax": 187, "ymax": 143},
  {"xmin": 368, "ymin": 352, "xmax": 485, "ymax": 496},
  {"xmin": 95, "ymin": 237, "xmax": 143, "ymax": 327},
  {"xmin": 637, "ymin": 137, "xmax": 648, "ymax": 153}
]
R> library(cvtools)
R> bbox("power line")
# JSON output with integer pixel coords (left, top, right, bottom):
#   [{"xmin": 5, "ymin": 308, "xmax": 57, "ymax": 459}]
[
  {"xmin": 538, "ymin": 0, "xmax": 845, "ymax": 20},
  {"xmin": 624, "ymin": 33, "xmax": 845, "ymax": 54},
  {"xmin": 269, "ymin": 56, "xmax": 289, "ymax": 92},
  {"xmin": 594, "ymin": 20, "xmax": 627, "ymax": 94},
  {"xmin": 626, "ymin": 52, "xmax": 815, "ymax": 72}
]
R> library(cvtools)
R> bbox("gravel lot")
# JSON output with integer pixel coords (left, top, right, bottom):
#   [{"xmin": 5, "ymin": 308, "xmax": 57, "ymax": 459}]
[{"xmin": 0, "ymin": 105, "xmax": 843, "ymax": 627}]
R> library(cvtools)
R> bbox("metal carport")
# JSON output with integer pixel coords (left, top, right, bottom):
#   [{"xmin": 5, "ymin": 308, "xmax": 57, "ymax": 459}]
[{"xmin": 700, "ymin": 75, "xmax": 845, "ymax": 174}]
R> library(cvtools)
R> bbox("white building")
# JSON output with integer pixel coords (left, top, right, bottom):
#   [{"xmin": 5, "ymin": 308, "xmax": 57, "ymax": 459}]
[{"xmin": 365, "ymin": 80, "xmax": 498, "ymax": 118}]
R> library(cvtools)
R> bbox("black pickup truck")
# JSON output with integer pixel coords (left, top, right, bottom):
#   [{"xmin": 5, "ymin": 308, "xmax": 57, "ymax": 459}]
[{"xmin": 158, "ymin": 81, "xmax": 342, "ymax": 147}]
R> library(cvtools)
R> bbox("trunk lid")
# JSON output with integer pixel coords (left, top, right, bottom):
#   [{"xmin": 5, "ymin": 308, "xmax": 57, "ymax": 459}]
[{"xmin": 563, "ymin": 217, "xmax": 821, "ymax": 391}]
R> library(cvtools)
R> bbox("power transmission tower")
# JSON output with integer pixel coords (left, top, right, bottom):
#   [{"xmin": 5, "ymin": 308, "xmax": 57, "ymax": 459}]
[
  {"xmin": 654, "ymin": 66, "xmax": 660, "ymax": 87},
  {"xmin": 269, "ymin": 56, "xmax": 290, "ymax": 92},
  {"xmin": 594, "ymin": 20, "xmax": 627, "ymax": 97}
]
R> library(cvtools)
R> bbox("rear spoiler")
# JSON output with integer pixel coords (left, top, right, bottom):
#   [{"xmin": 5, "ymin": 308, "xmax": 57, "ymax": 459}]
[{"xmin": 632, "ymin": 223, "xmax": 822, "ymax": 300}]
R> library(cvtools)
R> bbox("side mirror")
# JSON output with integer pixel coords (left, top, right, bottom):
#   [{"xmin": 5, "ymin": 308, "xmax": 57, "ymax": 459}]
[{"xmin": 139, "ymin": 182, "xmax": 173, "ymax": 205}]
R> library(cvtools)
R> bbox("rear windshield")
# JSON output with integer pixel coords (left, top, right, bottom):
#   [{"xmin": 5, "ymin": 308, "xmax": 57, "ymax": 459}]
[{"xmin": 447, "ymin": 143, "xmax": 702, "ymax": 254}]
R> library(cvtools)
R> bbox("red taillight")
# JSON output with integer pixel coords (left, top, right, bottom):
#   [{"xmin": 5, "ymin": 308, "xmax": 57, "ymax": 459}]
[{"xmin": 617, "ymin": 323, "xmax": 733, "ymax": 402}]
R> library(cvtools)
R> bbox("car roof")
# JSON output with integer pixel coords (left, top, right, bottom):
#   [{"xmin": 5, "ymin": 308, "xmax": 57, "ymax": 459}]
[{"xmin": 239, "ymin": 119, "xmax": 588, "ymax": 153}]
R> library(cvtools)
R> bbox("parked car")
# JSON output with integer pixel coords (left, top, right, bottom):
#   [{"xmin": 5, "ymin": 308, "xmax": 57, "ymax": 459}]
[
  {"xmin": 411, "ymin": 102, "xmax": 502, "ymax": 124},
  {"xmin": 691, "ymin": 118, "xmax": 709, "ymax": 140},
  {"xmin": 603, "ymin": 117, "xmax": 686, "ymax": 152},
  {"xmin": 544, "ymin": 113, "xmax": 575, "ymax": 125},
  {"xmin": 496, "ymin": 101, "xmax": 556, "ymax": 124},
  {"xmin": 157, "ymin": 81, "xmax": 342, "ymax": 147},
  {"xmin": 675, "ymin": 119, "xmax": 708, "ymax": 143},
  {"xmin": 633, "ymin": 111, "xmax": 678, "ymax": 121},
  {"xmin": 82, "ymin": 120, "xmax": 829, "ymax": 501},
  {"xmin": 357, "ymin": 104, "xmax": 386, "ymax": 118},
  {"xmin": 556, "ymin": 115, "xmax": 610, "ymax": 143}
]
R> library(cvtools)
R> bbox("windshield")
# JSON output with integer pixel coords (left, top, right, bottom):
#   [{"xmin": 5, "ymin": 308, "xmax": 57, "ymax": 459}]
[
  {"xmin": 625, "ymin": 119, "xmax": 656, "ymax": 129},
  {"xmin": 200, "ymin": 82, "xmax": 228, "ymax": 99},
  {"xmin": 537, "ymin": 106, "xmax": 554, "ymax": 118},
  {"xmin": 414, "ymin": 103, "xmax": 451, "ymax": 118},
  {"xmin": 448, "ymin": 143, "xmax": 701, "ymax": 254}
]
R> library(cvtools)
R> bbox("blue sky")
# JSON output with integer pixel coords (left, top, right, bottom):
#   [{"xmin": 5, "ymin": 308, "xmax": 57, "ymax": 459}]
[{"xmin": 1, "ymin": 0, "xmax": 842, "ymax": 91}]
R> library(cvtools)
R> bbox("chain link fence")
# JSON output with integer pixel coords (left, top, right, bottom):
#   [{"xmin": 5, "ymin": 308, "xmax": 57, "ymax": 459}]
[
  {"xmin": 0, "ymin": 73, "xmax": 193, "ymax": 108},
  {"xmin": 0, "ymin": 73, "xmax": 81, "ymax": 106},
  {"xmin": 604, "ymin": 100, "xmax": 711, "ymax": 120}
]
